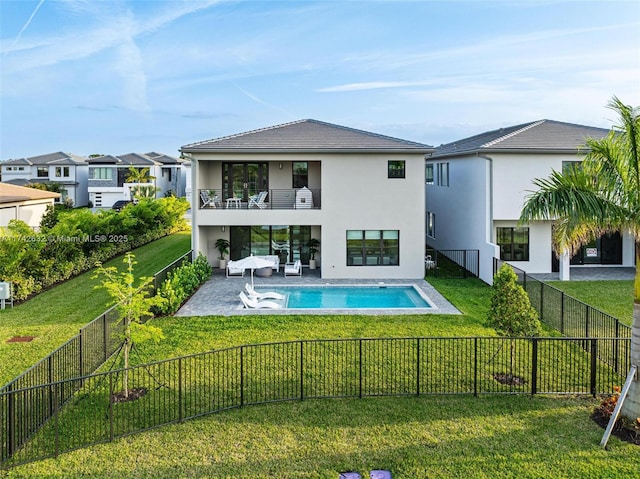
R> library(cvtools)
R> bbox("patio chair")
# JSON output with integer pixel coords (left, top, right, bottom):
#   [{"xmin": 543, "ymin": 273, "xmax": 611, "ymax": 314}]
[
  {"xmin": 245, "ymin": 283, "xmax": 284, "ymax": 300},
  {"xmin": 239, "ymin": 291, "xmax": 281, "ymax": 309},
  {"xmin": 226, "ymin": 260, "xmax": 245, "ymax": 277},
  {"xmin": 200, "ymin": 190, "xmax": 214, "ymax": 208},
  {"xmin": 248, "ymin": 191, "xmax": 268, "ymax": 209},
  {"xmin": 425, "ymin": 255, "xmax": 436, "ymax": 269},
  {"xmin": 284, "ymin": 260, "xmax": 302, "ymax": 277}
]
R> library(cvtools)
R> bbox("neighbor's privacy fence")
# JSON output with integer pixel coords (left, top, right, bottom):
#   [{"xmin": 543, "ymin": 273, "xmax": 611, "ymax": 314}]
[
  {"xmin": 493, "ymin": 259, "xmax": 632, "ymax": 374},
  {"xmin": 0, "ymin": 250, "xmax": 193, "ymax": 465},
  {"xmin": 1, "ymin": 336, "xmax": 630, "ymax": 467},
  {"xmin": 425, "ymin": 248, "xmax": 479, "ymax": 279}
]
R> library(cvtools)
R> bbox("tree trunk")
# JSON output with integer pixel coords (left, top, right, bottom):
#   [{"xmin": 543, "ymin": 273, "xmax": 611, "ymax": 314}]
[{"xmin": 620, "ymin": 245, "xmax": 640, "ymax": 420}]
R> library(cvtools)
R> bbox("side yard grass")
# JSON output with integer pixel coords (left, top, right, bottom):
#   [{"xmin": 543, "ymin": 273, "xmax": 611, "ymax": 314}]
[
  {"xmin": 547, "ymin": 280, "xmax": 633, "ymax": 326},
  {"xmin": 0, "ymin": 231, "xmax": 191, "ymax": 385}
]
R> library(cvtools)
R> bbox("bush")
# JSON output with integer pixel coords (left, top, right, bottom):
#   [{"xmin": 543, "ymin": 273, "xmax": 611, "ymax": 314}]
[
  {"xmin": 0, "ymin": 197, "xmax": 189, "ymax": 301},
  {"xmin": 154, "ymin": 254, "xmax": 212, "ymax": 315}
]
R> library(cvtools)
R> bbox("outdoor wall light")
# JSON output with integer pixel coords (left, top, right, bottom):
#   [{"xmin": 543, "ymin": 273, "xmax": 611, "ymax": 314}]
[
  {"xmin": 279, "ymin": 162, "xmax": 283, "ymax": 170},
  {"xmin": 221, "ymin": 226, "xmax": 225, "ymax": 232}
]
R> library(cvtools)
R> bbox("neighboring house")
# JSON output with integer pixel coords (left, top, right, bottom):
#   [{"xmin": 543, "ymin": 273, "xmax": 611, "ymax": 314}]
[
  {"xmin": 0, "ymin": 183, "xmax": 60, "ymax": 229},
  {"xmin": 426, "ymin": 120, "xmax": 635, "ymax": 283},
  {"xmin": 181, "ymin": 119, "xmax": 433, "ymax": 279},
  {"xmin": 86, "ymin": 152, "xmax": 184, "ymax": 208},
  {"xmin": 0, "ymin": 152, "xmax": 88, "ymax": 207}
]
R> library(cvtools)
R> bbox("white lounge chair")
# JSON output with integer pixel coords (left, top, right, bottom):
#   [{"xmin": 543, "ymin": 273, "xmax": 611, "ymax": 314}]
[
  {"xmin": 248, "ymin": 191, "xmax": 268, "ymax": 209},
  {"xmin": 245, "ymin": 283, "xmax": 284, "ymax": 300},
  {"xmin": 200, "ymin": 190, "xmax": 213, "ymax": 208},
  {"xmin": 226, "ymin": 260, "xmax": 245, "ymax": 277},
  {"xmin": 239, "ymin": 291, "xmax": 281, "ymax": 309},
  {"xmin": 284, "ymin": 260, "xmax": 302, "ymax": 277}
]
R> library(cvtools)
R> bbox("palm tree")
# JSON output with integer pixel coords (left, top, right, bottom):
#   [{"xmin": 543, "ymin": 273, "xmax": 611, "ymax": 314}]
[
  {"xmin": 126, "ymin": 166, "xmax": 157, "ymax": 200},
  {"xmin": 519, "ymin": 96, "xmax": 639, "ymax": 420}
]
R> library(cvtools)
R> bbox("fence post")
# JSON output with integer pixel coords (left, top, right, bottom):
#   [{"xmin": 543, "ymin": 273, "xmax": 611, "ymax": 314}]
[
  {"xmin": 7, "ymin": 385, "xmax": 15, "ymax": 458},
  {"xmin": 590, "ymin": 339, "xmax": 598, "ymax": 397},
  {"xmin": 473, "ymin": 338, "xmax": 478, "ymax": 397},
  {"xmin": 109, "ymin": 373, "xmax": 114, "ymax": 442},
  {"xmin": 178, "ymin": 357, "xmax": 183, "ymax": 423},
  {"xmin": 53, "ymin": 382, "xmax": 60, "ymax": 458},
  {"xmin": 416, "ymin": 338, "xmax": 421, "ymax": 396},
  {"xmin": 614, "ymin": 321, "xmax": 620, "ymax": 374},
  {"xmin": 585, "ymin": 305, "xmax": 590, "ymax": 339},
  {"xmin": 79, "ymin": 329, "xmax": 84, "ymax": 378},
  {"xmin": 531, "ymin": 338, "xmax": 538, "ymax": 396},
  {"xmin": 300, "ymin": 341, "xmax": 304, "ymax": 401},
  {"xmin": 240, "ymin": 346, "xmax": 244, "ymax": 407},
  {"xmin": 560, "ymin": 292, "xmax": 565, "ymax": 335},
  {"xmin": 463, "ymin": 251, "xmax": 467, "ymax": 279},
  {"xmin": 359, "ymin": 339, "xmax": 363, "ymax": 399},
  {"xmin": 103, "ymin": 313, "xmax": 108, "ymax": 362},
  {"xmin": 48, "ymin": 356, "xmax": 54, "ymax": 417}
]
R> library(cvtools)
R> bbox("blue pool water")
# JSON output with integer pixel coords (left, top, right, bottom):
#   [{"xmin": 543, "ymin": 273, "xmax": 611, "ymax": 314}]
[{"xmin": 255, "ymin": 285, "xmax": 434, "ymax": 309}]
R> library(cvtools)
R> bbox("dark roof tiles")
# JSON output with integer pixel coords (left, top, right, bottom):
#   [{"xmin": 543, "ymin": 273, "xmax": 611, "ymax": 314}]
[
  {"xmin": 432, "ymin": 120, "xmax": 611, "ymax": 158},
  {"xmin": 181, "ymin": 119, "xmax": 433, "ymax": 152}
]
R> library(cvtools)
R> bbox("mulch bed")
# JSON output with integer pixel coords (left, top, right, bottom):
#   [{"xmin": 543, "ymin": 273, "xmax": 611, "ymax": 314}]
[
  {"xmin": 591, "ymin": 410, "xmax": 640, "ymax": 446},
  {"xmin": 493, "ymin": 373, "xmax": 526, "ymax": 386},
  {"xmin": 6, "ymin": 336, "xmax": 35, "ymax": 343},
  {"xmin": 111, "ymin": 387, "xmax": 147, "ymax": 404}
]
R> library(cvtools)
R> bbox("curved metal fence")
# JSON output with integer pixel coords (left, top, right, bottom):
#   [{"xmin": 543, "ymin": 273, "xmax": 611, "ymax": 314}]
[{"xmin": 1, "ymin": 335, "xmax": 630, "ymax": 468}]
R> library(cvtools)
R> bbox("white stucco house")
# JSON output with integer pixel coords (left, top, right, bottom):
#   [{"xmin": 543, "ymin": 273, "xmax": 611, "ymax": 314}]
[
  {"xmin": 426, "ymin": 120, "xmax": 636, "ymax": 284},
  {"xmin": 86, "ymin": 152, "xmax": 185, "ymax": 208},
  {"xmin": 181, "ymin": 119, "xmax": 433, "ymax": 279},
  {"xmin": 0, "ymin": 183, "xmax": 61, "ymax": 229},
  {"xmin": 0, "ymin": 152, "xmax": 88, "ymax": 207}
]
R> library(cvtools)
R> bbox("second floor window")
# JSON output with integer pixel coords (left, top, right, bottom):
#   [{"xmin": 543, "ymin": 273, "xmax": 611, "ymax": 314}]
[
  {"xmin": 89, "ymin": 167, "xmax": 112, "ymax": 180},
  {"xmin": 293, "ymin": 162, "xmax": 308, "ymax": 188},
  {"xmin": 55, "ymin": 166, "xmax": 70, "ymax": 177},
  {"xmin": 37, "ymin": 167, "xmax": 48, "ymax": 178},
  {"xmin": 388, "ymin": 160, "xmax": 405, "ymax": 178},
  {"xmin": 425, "ymin": 164, "xmax": 434, "ymax": 184},
  {"xmin": 437, "ymin": 162, "xmax": 449, "ymax": 186}
]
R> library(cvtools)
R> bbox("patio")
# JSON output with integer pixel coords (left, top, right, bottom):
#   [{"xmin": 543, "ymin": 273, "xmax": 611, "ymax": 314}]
[{"xmin": 176, "ymin": 267, "xmax": 461, "ymax": 316}]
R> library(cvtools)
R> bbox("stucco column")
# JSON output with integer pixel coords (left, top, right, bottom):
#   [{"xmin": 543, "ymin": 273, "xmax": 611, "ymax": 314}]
[{"xmin": 558, "ymin": 249, "xmax": 570, "ymax": 281}]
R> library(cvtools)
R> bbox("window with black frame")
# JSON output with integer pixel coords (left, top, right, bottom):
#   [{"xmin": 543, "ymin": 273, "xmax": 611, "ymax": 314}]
[
  {"xmin": 293, "ymin": 162, "xmax": 308, "ymax": 188},
  {"xmin": 497, "ymin": 227, "xmax": 529, "ymax": 261},
  {"xmin": 388, "ymin": 160, "xmax": 405, "ymax": 178},
  {"xmin": 347, "ymin": 230, "xmax": 399, "ymax": 265}
]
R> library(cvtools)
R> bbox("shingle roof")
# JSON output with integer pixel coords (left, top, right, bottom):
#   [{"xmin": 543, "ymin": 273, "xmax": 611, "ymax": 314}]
[
  {"xmin": 0, "ymin": 183, "xmax": 61, "ymax": 203},
  {"xmin": 2, "ymin": 151, "xmax": 87, "ymax": 165},
  {"xmin": 431, "ymin": 120, "xmax": 611, "ymax": 158},
  {"xmin": 181, "ymin": 119, "xmax": 433, "ymax": 153}
]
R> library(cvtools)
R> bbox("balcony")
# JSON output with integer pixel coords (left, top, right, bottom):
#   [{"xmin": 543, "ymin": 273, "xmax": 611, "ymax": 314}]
[{"xmin": 198, "ymin": 188, "xmax": 321, "ymax": 210}]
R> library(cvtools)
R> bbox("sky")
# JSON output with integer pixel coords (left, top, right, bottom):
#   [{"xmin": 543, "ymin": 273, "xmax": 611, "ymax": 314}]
[{"xmin": 1, "ymin": 0, "xmax": 639, "ymax": 160}]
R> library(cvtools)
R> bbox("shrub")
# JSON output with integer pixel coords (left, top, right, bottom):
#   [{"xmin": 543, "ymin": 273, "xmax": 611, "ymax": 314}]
[{"xmin": 154, "ymin": 254, "xmax": 212, "ymax": 315}]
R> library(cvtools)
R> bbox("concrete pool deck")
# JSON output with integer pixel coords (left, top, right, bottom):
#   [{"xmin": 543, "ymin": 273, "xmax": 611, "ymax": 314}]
[{"xmin": 176, "ymin": 267, "xmax": 461, "ymax": 316}]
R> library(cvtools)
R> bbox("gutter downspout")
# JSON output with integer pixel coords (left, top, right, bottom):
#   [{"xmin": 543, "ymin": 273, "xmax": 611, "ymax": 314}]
[{"xmin": 477, "ymin": 154, "xmax": 495, "ymax": 283}]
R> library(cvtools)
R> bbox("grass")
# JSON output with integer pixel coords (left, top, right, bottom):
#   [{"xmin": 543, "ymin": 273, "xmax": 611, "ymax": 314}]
[
  {"xmin": 6, "ymin": 395, "xmax": 639, "ymax": 478},
  {"xmin": 4, "ymin": 275, "xmax": 639, "ymax": 476},
  {"xmin": 547, "ymin": 280, "xmax": 634, "ymax": 326},
  {"xmin": 0, "ymin": 231, "xmax": 191, "ymax": 385}
]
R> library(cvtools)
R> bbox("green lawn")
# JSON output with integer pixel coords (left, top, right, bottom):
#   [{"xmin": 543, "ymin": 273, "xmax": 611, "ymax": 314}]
[
  {"xmin": 547, "ymin": 280, "xmax": 634, "ymax": 326},
  {"xmin": 5, "ymin": 275, "xmax": 639, "ymax": 476},
  {"xmin": 0, "ymin": 231, "xmax": 191, "ymax": 385}
]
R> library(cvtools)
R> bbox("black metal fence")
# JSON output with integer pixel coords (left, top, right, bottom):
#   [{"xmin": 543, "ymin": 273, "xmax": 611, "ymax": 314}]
[
  {"xmin": 493, "ymin": 259, "xmax": 632, "ymax": 374},
  {"xmin": 0, "ymin": 250, "xmax": 193, "ymax": 464},
  {"xmin": 1, "ymin": 335, "xmax": 629, "ymax": 468},
  {"xmin": 425, "ymin": 248, "xmax": 479, "ymax": 278}
]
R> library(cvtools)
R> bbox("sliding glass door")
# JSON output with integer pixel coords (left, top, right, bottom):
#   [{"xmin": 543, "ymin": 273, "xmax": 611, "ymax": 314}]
[{"xmin": 229, "ymin": 226, "xmax": 311, "ymax": 263}]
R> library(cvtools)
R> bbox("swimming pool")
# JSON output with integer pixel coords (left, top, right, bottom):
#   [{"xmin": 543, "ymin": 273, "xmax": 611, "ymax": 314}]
[{"xmin": 254, "ymin": 285, "xmax": 435, "ymax": 309}]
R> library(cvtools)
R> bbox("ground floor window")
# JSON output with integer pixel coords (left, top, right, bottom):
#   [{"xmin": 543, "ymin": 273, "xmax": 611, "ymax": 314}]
[
  {"xmin": 229, "ymin": 225, "xmax": 311, "ymax": 263},
  {"xmin": 427, "ymin": 212, "xmax": 435, "ymax": 238},
  {"xmin": 497, "ymin": 227, "xmax": 529, "ymax": 261},
  {"xmin": 347, "ymin": 230, "xmax": 399, "ymax": 266}
]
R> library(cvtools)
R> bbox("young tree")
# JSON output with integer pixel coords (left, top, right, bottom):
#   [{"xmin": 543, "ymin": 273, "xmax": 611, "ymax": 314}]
[
  {"xmin": 487, "ymin": 263, "xmax": 542, "ymax": 379},
  {"xmin": 519, "ymin": 96, "xmax": 640, "ymax": 420},
  {"xmin": 126, "ymin": 167, "xmax": 158, "ymax": 200},
  {"xmin": 93, "ymin": 252, "xmax": 165, "ymax": 398}
]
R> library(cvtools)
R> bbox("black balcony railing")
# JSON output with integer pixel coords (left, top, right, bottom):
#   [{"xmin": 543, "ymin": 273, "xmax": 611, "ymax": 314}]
[{"xmin": 199, "ymin": 189, "xmax": 321, "ymax": 210}]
